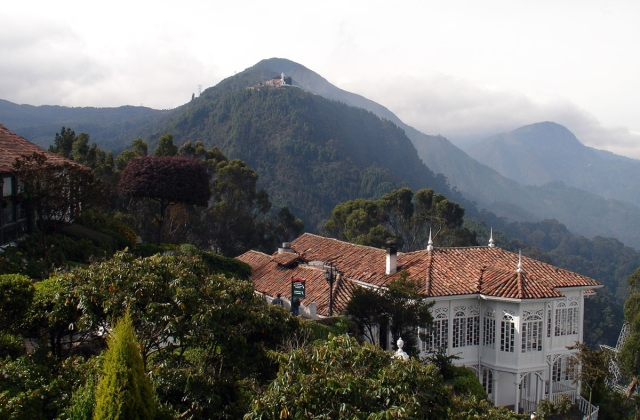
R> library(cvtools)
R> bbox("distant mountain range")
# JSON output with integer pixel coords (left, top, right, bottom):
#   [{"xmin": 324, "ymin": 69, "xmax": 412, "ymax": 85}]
[
  {"xmin": 467, "ymin": 121, "xmax": 640, "ymax": 206},
  {"xmin": 3, "ymin": 58, "xmax": 640, "ymax": 248}
]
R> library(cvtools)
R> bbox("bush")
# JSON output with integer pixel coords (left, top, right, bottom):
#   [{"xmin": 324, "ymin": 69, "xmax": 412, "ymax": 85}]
[
  {"xmin": 450, "ymin": 366, "xmax": 487, "ymax": 400},
  {"xmin": 128, "ymin": 243, "xmax": 178, "ymax": 258},
  {"xmin": 302, "ymin": 316, "xmax": 351, "ymax": 341}
]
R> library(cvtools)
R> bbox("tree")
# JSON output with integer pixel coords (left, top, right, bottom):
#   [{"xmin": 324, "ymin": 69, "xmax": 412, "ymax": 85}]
[
  {"xmin": 72, "ymin": 133, "xmax": 91, "ymax": 164},
  {"xmin": 0, "ymin": 274, "xmax": 34, "ymax": 336},
  {"xmin": 118, "ymin": 156, "xmax": 210, "ymax": 244},
  {"xmin": 93, "ymin": 311, "xmax": 156, "ymax": 420},
  {"xmin": 153, "ymin": 133, "xmax": 178, "ymax": 157},
  {"xmin": 50, "ymin": 126, "xmax": 76, "ymax": 158},
  {"xmin": 568, "ymin": 342, "xmax": 609, "ymax": 419},
  {"xmin": 347, "ymin": 272, "xmax": 433, "ymax": 355},
  {"xmin": 68, "ymin": 251, "xmax": 299, "ymax": 418},
  {"xmin": 12, "ymin": 152, "xmax": 107, "ymax": 257},
  {"xmin": 245, "ymin": 334, "xmax": 451, "ymax": 419},
  {"xmin": 205, "ymin": 158, "xmax": 271, "ymax": 256},
  {"xmin": 325, "ymin": 187, "xmax": 477, "ymax": 251},
  {"xmin": 620, "ymin": 267, "xmax": 640, "ymax": 399}
]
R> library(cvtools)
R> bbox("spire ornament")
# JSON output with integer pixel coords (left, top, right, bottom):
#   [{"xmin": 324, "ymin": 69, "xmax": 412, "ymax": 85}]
[
  {"xmin": 427, "ymin": 229, "xmax": 433, "ymax": 251},
  {"xmin": 489, "ymin": 228, "xmax": 495, "ymax": 248},
  {"xmin": 517, "ymin": 250, "xmax": 523, "ymax": 274}
]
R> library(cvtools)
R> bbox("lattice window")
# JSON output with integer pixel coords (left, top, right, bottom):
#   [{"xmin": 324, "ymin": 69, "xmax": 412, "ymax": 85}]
[
  {"xmin": 467, "ymin": 306, "xmax": 480, "ymax": 346},
  {"xmin": 500, "ymin": 311, "xmax": 515, "ymax": 352},
  {"xmin": 422, "ymin": 307, "xmax": 449, "ymax": 352},
  {"xmin": 552, "ymin": 356, "xmax": 577, "ymax": 382},
  {"xmin": 452, "ymin": 306, "xmax": 466, "ymax": 348},
  {"xmin": 555, "ymin": 299, "xmax": 580, "ymax": 336},
  {"xmin": 521, "ymin": 310, "xmax": 543, "ymax": 352},
  {"xmin": 482, "ymin": 368, "xmax": 493, "ymax": 395},
  {"xmin": 452, "ymin": 305, "xmax": 480, "ymax": 348},
  {"xmin": 483, "ymin": 307, "xmax": 496, "ymax": 348}
]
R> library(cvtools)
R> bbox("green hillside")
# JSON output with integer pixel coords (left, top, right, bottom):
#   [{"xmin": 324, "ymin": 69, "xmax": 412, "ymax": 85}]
[{"xmin": 157, "ymin": 85, "xmax": 449, "ymax": 231}]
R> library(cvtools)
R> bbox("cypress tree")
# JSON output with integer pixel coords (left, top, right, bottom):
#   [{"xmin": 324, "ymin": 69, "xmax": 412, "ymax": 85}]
[{"xmin": 93, "ymin": 312, "xmax": 156, "ymax": 420}]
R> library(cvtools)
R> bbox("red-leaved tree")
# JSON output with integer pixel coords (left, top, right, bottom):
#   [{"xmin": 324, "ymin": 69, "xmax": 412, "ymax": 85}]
[{"xmin": 118, "ymin": 156, "xmax": 210, "ymax": 244}]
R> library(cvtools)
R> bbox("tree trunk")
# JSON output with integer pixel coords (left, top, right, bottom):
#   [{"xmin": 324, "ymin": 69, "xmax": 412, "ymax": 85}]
[{"xmin": 626, "ymin": 376, "xmax": 638, "ymax": 398}]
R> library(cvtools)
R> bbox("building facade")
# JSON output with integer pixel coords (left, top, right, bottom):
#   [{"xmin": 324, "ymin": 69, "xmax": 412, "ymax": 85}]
[
  {"xmin": 0, "ymin": 124, "xmax": 79, "ymax": 247},
  {"xmin": 237, "ymin": 233, "xmax": 601, "ymax": 413}
]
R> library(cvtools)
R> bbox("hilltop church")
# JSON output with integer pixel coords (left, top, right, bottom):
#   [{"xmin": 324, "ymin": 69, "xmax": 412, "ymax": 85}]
[{"xmin": 237, "ymin": 233, "xmax": 601, "ymax": 414}]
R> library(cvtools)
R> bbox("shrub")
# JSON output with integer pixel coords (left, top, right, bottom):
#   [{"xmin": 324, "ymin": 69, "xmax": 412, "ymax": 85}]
[{"xmin": 93, "ymin": 312, "xmax": 156, "ymax": 420}]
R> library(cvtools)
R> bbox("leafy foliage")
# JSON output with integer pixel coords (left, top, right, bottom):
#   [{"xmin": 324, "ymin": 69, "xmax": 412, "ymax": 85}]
[
  {"xmin": 325, "ymin": 187, "xmax": 477, "ymax": 250},
  {"xmin": 245, "ymin": 334, "xmax": 451, "ymax": 419},
  {"xmin": 0, "ymin": 274, "xmax": 33, "ymax": 335},
  {"xmin": 347, "ymin": 272, "xmax": 433, "ymax": 355},
  {"xmin": 119, "ymin": 155, "xmax": 210, "ymax": 244},
  {"xmin": 12, "ymin": 152, "xmax": 107, "ymax": 252}
]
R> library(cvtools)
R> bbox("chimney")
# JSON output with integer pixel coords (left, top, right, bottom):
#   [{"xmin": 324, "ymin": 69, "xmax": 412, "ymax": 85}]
[
  {"xmin": 278, "ymin": 242, "xmax": 294, "ymax": 254},
  {"xmin": 386, "ymin": 241, "xmax": 397, "ymax": 275}
]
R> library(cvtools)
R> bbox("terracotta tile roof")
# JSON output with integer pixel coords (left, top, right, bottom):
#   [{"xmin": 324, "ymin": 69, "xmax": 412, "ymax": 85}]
[
  {"xmin": 237, "ymin": 234, "xmax": 602, "ymax": 316},
  {"xmin": 0, "ymin": 124, "xmax": 76, "ymax": 173},
  {"xmin": 237, "ymin": 250, "xmax": 358, "ymax": 316}
]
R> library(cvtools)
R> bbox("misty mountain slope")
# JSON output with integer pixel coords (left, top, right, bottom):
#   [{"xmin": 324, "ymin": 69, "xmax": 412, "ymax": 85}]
[
  {"xmin": 0, "ymin": 99, "xmax": 170, "ymax": 151},
  {"xmin": 467, "ymin": 122, "xmax": 640, "ymax": 205}
]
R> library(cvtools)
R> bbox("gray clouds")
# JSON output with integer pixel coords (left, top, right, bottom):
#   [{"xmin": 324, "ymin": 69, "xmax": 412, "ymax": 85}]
[{"xmin": 347, "ymin": 74, "xmax": 640, "ymax": 160}]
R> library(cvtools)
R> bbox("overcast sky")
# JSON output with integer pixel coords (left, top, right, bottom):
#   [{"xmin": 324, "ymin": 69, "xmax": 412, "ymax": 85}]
[{"xmin": 2, "ymin": 0, "xmax": 639, "ymax": 157}]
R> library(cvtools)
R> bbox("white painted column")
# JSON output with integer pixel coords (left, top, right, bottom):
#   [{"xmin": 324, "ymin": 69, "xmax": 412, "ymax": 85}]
[{"xmin": 515, "ymin": 373, "xmax": 521, "ymax": 413}]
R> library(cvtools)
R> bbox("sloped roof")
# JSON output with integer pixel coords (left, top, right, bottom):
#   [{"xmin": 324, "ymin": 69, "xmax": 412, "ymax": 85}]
[
  {"xmin": 238, "ymin": 250, "xmax": 358, "ymax": 316},
  {"xmin": 237, "ymin": 234, "xmax": 601, "ymax": 315},
  {"xmin": 0, "ymin": 124, "xmax": 75, "ymax": 173}
]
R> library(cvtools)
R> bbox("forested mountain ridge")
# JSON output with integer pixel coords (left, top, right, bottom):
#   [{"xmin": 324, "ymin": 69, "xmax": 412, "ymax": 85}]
[
  {"xmin": 155, "ymin": 85, "xmax": 451, "ymax": 231},
  {"xmin": 0, "ymin": 98, "xmax": 171, "ymax": 152},
  {"xmin": 238, "ymin": 59, "xmax": 640, "ymax": 249},
  {"xmin": 467, "ymin": 121, "xmax": 640, "ymax": 205}
]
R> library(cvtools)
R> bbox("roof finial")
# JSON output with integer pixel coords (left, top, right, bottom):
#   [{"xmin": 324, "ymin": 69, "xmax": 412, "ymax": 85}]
[
  {"xmin": 427, "ymin": 229, "xmax": 433, "ymax": 251},
  {"xmin": 488, "ymin": 228, "xmax": 495, "ymax": 248},
  {"xmin": 516, "ymin": 250, "xmax": 523, "ymax": 274}
]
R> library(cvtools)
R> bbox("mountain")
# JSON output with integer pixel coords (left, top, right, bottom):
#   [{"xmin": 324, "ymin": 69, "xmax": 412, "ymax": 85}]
[
  {"xmin": 5, "ymin": 58, "xmax": 640, "ymax": 248},
  {"xmin": 467, "ymin": 122, "xmax": 640, "ymax": 205},
  {"xmin": 0, "ymin": 99, "xmax": 171, "ymax": 152},
  {"xmin": 159, "ymin": 83, "xmax": 451, "ymax": 231}
]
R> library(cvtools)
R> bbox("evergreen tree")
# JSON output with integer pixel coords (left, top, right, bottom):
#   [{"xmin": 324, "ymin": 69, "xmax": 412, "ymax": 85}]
[
  {"xmin": 93, "ymin": 312, "xmax": 156, "ymax": 420},
  {"xmin": 153, "ymin": 133, "xmax": 178, "ymax": 156}
]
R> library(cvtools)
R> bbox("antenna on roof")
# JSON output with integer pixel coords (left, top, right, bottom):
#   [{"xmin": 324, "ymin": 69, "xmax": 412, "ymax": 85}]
[
  {"xmin": 488, "ymin": 228, "xmax": 495, "ymax": 248},
  {"xmin": 516, "ymin": 250, "xmax": 523, "ymax": 273},
  {"xmin": 427, "ymin": 229, "xmax": 433, "ymax": 251}
]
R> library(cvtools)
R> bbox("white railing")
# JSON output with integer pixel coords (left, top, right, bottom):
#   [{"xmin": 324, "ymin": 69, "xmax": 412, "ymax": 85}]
[
  {"xmin": 520, "ymin": 397, "xmax": 537, "ymax": 414},
  {"xmin": 548, "ymin": 382, "xmax": 577, "ymax": 404},
  {"xmin": 576, "ymin": 395, "xmax": 599, "ymax": 420}
]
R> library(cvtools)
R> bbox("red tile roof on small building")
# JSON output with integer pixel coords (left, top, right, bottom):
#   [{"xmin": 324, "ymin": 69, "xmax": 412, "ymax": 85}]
[
  {"xmin": 237, "ymin": 233, "xmax": 602, "ymax": 316},
  {"xmin": 0, "ymin": 124, "xmax": 76, "ymax": 173}
]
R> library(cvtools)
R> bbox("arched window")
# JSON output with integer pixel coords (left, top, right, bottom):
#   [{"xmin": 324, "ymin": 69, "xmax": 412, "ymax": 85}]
[
  {"xmin": 555, "ymin": 298, "xmax": 579, "ymax": 336},
  {"xmin": 552, "ymin": 355, "xmax": 577, "ymax": 382},
  {"xmin": 422, "ymin": 307, "xmax": 448, "ymax": 352},
  {"xmin": 500, "ymin": 311, "xmax": 515, "ymax": 352},
  {"xmin": 452, "ymin": 305, "xmax": 479, "ymax": 348},
  {"xmin": 521, "ymin": 310, "xmax": 543, "ymax": 352}
]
